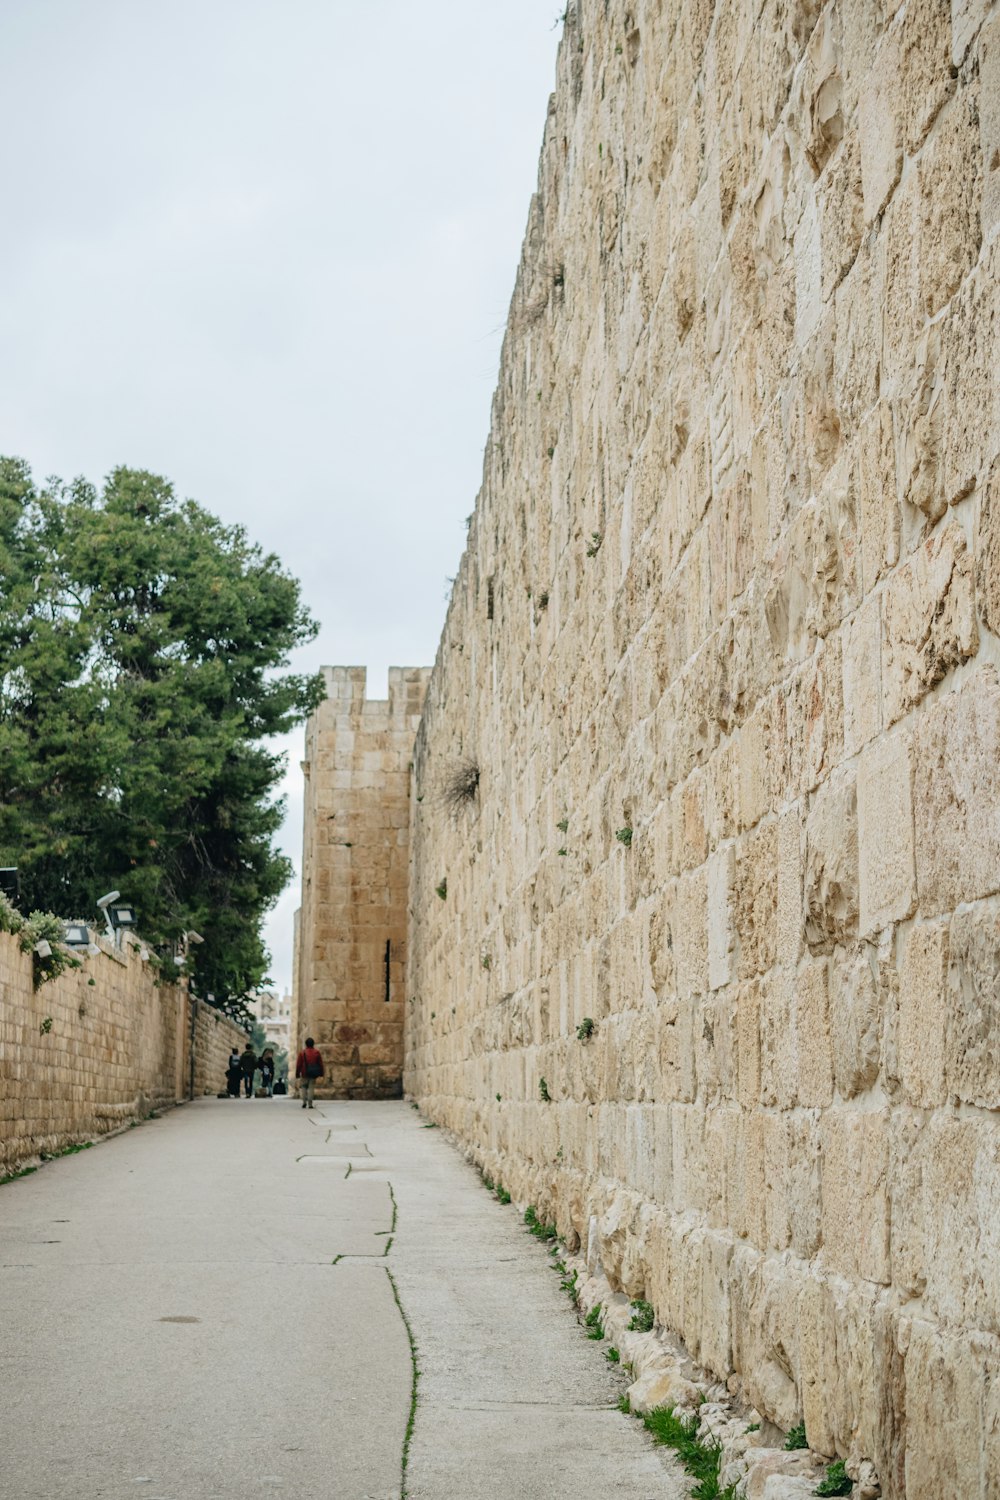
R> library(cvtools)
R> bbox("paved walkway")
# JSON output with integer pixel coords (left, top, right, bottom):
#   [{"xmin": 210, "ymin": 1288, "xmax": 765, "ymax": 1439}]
[{"xmin": 0, "ymin": 1098, "xmax": 683, "ymax": 1499}]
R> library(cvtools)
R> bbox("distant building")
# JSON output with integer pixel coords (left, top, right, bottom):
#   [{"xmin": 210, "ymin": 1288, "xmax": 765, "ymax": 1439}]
[{"xmin": 248, "ymin": 988, "xmax": 292, "ymax": 1052}]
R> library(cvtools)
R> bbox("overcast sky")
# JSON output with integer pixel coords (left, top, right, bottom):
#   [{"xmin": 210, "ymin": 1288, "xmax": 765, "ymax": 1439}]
[{"xmin": 1, "ymin": 1, "xmax": 562, "ymax": 992}]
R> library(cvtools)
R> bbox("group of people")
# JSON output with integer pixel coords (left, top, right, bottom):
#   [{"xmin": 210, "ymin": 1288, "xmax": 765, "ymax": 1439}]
[
  {"xmin": 224, "ymin": 1037, "xmax": 326, "ymax": 1102},
  {"xmin": 225, "ymin": 1043, "xmax": 284, "ymax": 1098}
]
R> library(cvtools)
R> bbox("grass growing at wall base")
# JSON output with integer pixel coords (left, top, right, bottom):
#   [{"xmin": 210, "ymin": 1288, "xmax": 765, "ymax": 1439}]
[
  {"xmin": 641, "ymin": 1406, "xmax": 736, "ymax": 1500},
  {"xmin": 814, "ymin": 1460, "xmax": 853, "ymax": 1495}
]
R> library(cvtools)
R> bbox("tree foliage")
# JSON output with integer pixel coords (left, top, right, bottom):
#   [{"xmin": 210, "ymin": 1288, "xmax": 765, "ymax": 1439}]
[{"xmin": 0, "ymin": 457, "xmax": 324, "ymax": 1013}]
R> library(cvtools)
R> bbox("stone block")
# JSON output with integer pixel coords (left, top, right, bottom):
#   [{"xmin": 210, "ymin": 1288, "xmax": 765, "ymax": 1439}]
[
  {"xmin": 787, "ymin": 1110, "xmax": 822, "ymax": 1260},
  {"xmin": 947, "ymin": 900, "xmax": 1000, "ymax": 1107},
  {"xmin": 829, "ymin": 946, "xmax": 881, "ymax": 1100},
  {"xmin": 707, "ymin": 845, "xmax": 735, "ymax": 991},
  {"xmin": 858, "ymin": 732, "xmax": 916, "ymax": 936},
  {"xmin": 842, "ymin": 596, "xmax": 882, "ymax": 757},
  {"xmin": 916, "ymin": 92, "xmax": 982, "ymax": 320},
  {"xmin": 857, "ymin": 403, "xmax": 899, "ymax": 594},
  {"xmin": 795, "ymin": 959, "xmax": 834, "ymax": 1110},
  {"xmin": 898, "ymin": 920, "xmax": 949, "ymax": 1107},
  {"xmin": 821, "ymin": 1109, "xmax": 890, "ymax": 1284},
  {"xmin": 775, "ymin": 810, "xmax": 803, "ymax": 969},
  {"xmin": 976, "ymin": 457, "xmax": 1000, "ymax": 636},
  {"xmin": 913, "ymin": 667, "xmax": 1000, "ymax": 915},
  {"xmin": 882, "ymin": 523, "xmax": 977, "ymax": 727},
  {"xmin": 980, "ymin": 12, "xmax": 1000, "ymax": 236},
  {"xmin": 803, "ymin": 769, "xmax": 859, "ymax": 955},
  {"xmin": 759, "ymin": 969, "xmax": 795, "ymax": 1110},
  {"xmin": 942, "ymin": 239, "xmax": 1000, "ymax": 505},
  {"xmin": 675, "ymin": 867, "xmax": 708, "ymax": 998},
  {"xmin": 626, "ymin": 1366, "xmax": 700, "ymax": 1415},
  {"xmin": 735, "ymin": 823, "xmax": 778, "ymax": 979},
  {"xmin": 898, "ymin": 0, "xmax": 955, "ymax": 154},
  {"xmin": 953, "ymin": 0, "xmax": 991, "ymax": 66},
  {"xmin": 735, "ymin": 979, "xmax": 762, "ymax": 1112},
  {"xmin": 859, "ymin": 36, "xmax": 902, "ymax": 221},
  {"xmin": 903, "ymin": 1320, "xmax": 989, "ymax": 1499},
  {"xmin": 819, "ymin": 131, "xmax": 863, "ymax": 301}
]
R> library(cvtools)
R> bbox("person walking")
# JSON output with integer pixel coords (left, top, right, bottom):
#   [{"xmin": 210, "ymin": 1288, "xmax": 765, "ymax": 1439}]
[
  {"xmin": 239, "ymin": 1042, "xmax": 258, "ymax": 1099},
  {"xmin": 295, "ymin": 1037, "xmax": 324, "ymax": 1108},
  {"xmin": 225, "ymin": 1047, "xmax": 242, "ymax": 1098},
  {"xmin": 259, "ymin": 1049, "xmax": 276, "ymax": 1098}
]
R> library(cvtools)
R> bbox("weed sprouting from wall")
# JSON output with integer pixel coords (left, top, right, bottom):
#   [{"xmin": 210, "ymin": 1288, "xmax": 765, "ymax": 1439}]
[{"xmin": 438, "ymin": 758, "xmax": 480, "ymax": 817}]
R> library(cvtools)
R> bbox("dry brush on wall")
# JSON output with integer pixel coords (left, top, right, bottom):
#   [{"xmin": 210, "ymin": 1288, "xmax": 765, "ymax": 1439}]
[{"xmin": 405, "ymin": 3, "xmax": 1000, "ymax": 1496}]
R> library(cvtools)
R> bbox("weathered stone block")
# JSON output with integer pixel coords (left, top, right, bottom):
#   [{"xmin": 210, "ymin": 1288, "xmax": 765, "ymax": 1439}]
[
  {"xmin": 858, "ymin": 731, "xmax": 916, "ymax": 936},
  {"xmin": 980, "ymin": 12, "xmax": 1000, "ymax": 236},
  {"xmin": 707, "ymin": 845, "xmax": 735, "ymax": 991},
  {"xmin": 913, "ymin": 667, "xmax": 1000, "ymax": 915},
  {"xmin": 735, "ymin": 823, "xmax": 778, "ymax": 979},
  {"xmin": 903, "ymin": 1320, "xmax": 989, "ymax": 1499},
  {"xmin": 883, "ymin": 523, "xmax": 977, "ymax": 726},
  {"xmin": 829, "ymin": 945, "xmax": 881, "ymax": 1100},
  {"xmin": 859, "ymin": 36, "xmax": 902, "ymax": 221},
  {"xmin": 947, "ymin": 901, "xmax": 1000, "ymax": 1108},
  {"xmin": 821, "ymin": 1108, "xmax": 890, "ymax": 1284},
  {"xmin": 916, "ymin": 92, "xmax": 982, "ymax": 320},
  {"xmin": 842, "ymin": 596, "xmax": 882, "ymax": 757},
  {"xmin": 898, "ymin": 920, "xmax": 949, "ymax": 1107},
  {"xmin": 803, "ymin": 770, "xmax": 859, "ymax": 955},
  {"xmin": 976, "ymin": 457, "xmax": 1000, "ymax": 636}
]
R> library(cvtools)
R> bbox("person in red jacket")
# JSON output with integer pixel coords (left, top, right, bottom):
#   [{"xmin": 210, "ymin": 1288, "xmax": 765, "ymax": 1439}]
[{"xmin": 295, "ymin": 1036, "xmax": 324, "ymax": 1109}]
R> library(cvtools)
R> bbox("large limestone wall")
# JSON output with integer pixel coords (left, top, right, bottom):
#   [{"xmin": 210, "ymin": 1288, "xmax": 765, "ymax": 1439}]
[
  {"xmin": 296, "ymin": 666, "xmax": 428, "ymax": 1097},
  {"xmin": 0, "ymin": 930, "xmax": 246, "ymax": 1172},
  {"xmin": 405, "ymin": 3, "xmax": 1000, "ymax": 1494}
]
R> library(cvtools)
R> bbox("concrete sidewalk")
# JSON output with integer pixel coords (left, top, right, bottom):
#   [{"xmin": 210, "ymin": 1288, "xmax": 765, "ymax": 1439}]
[{"xmin": 0, "ymin": 1098, "xmax": 683, "ymax": 1499}]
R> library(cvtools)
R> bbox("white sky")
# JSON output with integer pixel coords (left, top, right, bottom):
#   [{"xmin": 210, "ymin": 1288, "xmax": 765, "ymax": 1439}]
[{"xmin": 1, "ymin": 1, "xmax": 562, "ymax": 992}]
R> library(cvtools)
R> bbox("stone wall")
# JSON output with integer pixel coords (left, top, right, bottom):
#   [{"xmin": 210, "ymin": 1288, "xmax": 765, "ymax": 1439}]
[
  {"xmin": 0, "ymin": 930, "xmax": 246, "ymax": 1172},
  {"xmin": 404, "ymin": 3, "xmax": 1000, "ymax": 1495},
  {"xmin": 296, "ymin": 666, "xmax": 428, "ymax": 1097}
]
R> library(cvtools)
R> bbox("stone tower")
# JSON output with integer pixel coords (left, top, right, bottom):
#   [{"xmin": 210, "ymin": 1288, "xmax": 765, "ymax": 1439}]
[{"xmin": 294, "ymin": 665, "xmax": 429, "ymax": 1098}]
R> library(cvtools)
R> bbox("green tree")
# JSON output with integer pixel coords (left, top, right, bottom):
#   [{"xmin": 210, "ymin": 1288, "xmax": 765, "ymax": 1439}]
[{"xmin": 0, "ymin": 459, "xmax": 324, "ymax": 1014}]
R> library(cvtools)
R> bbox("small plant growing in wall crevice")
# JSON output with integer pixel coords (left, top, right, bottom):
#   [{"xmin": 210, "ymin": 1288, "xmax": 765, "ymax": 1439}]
[
  {"xmin": 814, "ymin": 1460, "xmax": 853, "ymax": 1496},
  {"xmin": 435, "ymin": 879, "xmax": 447, "ymax": 901},
  {"xmin": 576, "ymin": 1017, "xmax": 596, "ymax": 1041},
  {"xmin": 586, "ymin": 531, "xmax": 603, "ymax": 557},
  {"xmin": 628, "ymin": 1298, "xmax": 655, "ymax": 1332},
  {"xmin": 585, "ymin": 1303, "xmax": 604, "ymax": 1339},
  {"xmin": 539, "ymin": 1077, "xmax": 552, "ymax": 1102},
  {"xmin": 615, "ymin": 827, "xmax": 633, "ymax": 847},
  {"xmin": 784, "ymin": 1423, "xmax": 807, "ymax": 1451}
]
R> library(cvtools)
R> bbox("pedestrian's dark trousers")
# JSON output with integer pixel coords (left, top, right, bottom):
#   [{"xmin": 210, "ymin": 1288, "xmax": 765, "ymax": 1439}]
[{"xmin": 243, "ymin": 1071, "xmax": 254, "ymax": 1097}]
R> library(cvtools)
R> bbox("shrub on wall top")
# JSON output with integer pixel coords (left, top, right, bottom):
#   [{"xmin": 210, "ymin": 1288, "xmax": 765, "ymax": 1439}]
[{"xmin": 0, "ymin": 894, "xmax": 83, "ymax": 989}]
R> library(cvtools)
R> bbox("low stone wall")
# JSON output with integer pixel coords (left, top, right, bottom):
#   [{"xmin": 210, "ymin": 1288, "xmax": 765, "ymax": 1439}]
[
  {"xmin": 0, "ymin": 929, "xmax": 246, "ymax": 1172},
  {"xmin": 404, "ymin": 3, "xmax": 1000, "ymax": 1496}
]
